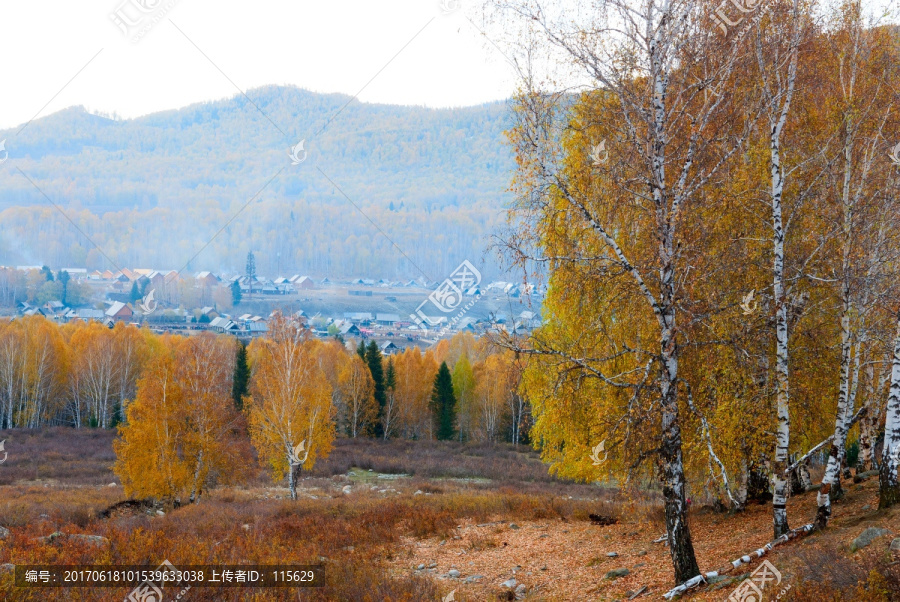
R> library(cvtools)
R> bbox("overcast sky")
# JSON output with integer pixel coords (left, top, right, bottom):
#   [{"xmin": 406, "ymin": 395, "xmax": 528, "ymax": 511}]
[{"xmin": 0, "ymin": 0, "xmax": 516, "ymax": 130}]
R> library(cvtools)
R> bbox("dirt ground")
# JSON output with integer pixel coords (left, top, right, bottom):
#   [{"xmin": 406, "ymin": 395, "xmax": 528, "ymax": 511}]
[{"xmin": 387, "ymin": 476, "xmax": 900, "ymax": 601}]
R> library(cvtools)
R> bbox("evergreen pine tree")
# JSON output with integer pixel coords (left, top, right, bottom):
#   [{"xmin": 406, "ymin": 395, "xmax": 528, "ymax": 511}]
[
  {"xmin": 365, "ymin": 341, "xmax": 386, "ymax": 437},
  {"xmin": 130, "ymin": 281, "xmax": 141, "ymax": 303},
  {"xmin": 232, "ymin": 342, "xmax": 250, "ymax": 410},
  {"xmin": 231, "ymin": 280, "xmax": 242, "ymax": 306},
  {"xmin": 431, "ymin": 362, "xmax": 456, "ymax": 440},
  {"xmin": 357, "ymin": 340, "xmax": 366, "ymax": 360},
  {"xmin": 57, "ymin": 270, "xmax": 70, "ymax": 305}
]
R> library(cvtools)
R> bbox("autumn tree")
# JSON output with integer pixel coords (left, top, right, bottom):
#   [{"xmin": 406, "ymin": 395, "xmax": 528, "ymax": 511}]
[
  {"xmin": 382, "ymin": 357, "xmax": 398, "ymax": 439},
  {"xmin": 394, "ymin": 347, "xmax": 439, "ymax": 439},
  {"xmin": 339, "ymin": 353, "xmax": 376, "ymax": 438},
  {"xmin": 113, "ymin": 333, "xmax": 245, "ymax": 503},
  {"xmin": 451, "ymin": 353, "xmax": 476, "ymax": 441},
  {"xmin": 489, "ymin": 0, "xmax": 758, "ymax": 580},
  {"xmin": 246, "ymin": 314, "xmax": 334, "ymax": 499}
]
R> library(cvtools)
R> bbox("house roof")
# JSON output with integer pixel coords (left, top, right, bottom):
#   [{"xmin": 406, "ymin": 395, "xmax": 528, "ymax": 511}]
[
  {"xmin": 105, "ymin": 301, "xmax": 130, "ymax": 317},
  {"xmin": 376, "ymin": 313, "xmax": 400, "ymax": 322}
]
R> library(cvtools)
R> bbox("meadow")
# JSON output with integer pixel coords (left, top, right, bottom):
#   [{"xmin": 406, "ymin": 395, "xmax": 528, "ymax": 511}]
[{"xmin": 1, "ymin": 429, "xmax": 899, "ymax": 601}]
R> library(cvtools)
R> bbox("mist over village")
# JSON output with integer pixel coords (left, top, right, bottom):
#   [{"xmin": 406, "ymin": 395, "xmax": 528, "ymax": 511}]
[{"xmin": 2, "ymin": 1, "xmax": 900, "ymax": 601}]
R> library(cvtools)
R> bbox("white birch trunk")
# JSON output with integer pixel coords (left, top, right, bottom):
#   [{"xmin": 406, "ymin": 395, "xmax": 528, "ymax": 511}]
[{"xmin": 879, "ymin": 311, "xmax": 900, "ymax": 509}]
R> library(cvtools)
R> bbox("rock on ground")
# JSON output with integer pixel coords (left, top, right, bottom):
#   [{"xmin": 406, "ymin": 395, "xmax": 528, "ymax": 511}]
[{"xmin": 851, "ymin": 527, "xmax": 891, "ymax": 552}]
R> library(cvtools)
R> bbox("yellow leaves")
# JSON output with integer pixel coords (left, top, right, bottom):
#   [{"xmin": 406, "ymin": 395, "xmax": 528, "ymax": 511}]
[
  {"xmin": 112, "ymin": 332, "xmax": 245, "ymax": 501},
  {"xmin": 246, "ymin": 314, "xmax": 335, "ymax": 481}
]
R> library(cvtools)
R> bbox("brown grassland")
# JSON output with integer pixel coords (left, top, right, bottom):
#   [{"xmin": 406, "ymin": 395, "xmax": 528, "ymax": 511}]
[{"xmin": 1, "ymin": 428, "xmax": 899, "ymax": 601}]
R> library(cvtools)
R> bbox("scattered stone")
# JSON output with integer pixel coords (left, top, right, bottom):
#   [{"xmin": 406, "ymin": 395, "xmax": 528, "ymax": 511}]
[
  {"xmin": 633, "ymin": 563, "xmax": 646, "ymax": 569},
  {"xmin": 453, "ymin": 536, "xmax": 461, "ymax": 540},
  {"xmin": 515, "ymin": 583, "xmax": 527, "ymax": 599},
  {"xmin": 39, "ymin": 514, "xmax": 49, "ymax": 519},
  {"xmin": 241, "ymin": 524, "xmax": 250, "ymax": 531},
  {"xmin": 607, "ymin": 552, "xmax": 619, "ymax": 558},
  {"xmin": 637, "ymin": 550, "xmax": 647, "ymax": 556},
  {"xmin": 509, "ymin": 523, "xmax": 520, "ymax": 530},
  {"xmin": 0, "ymin": 526, "xmax": 8, "ymax": 540},
  {"xmin": 605, "ymin": 568, "xmax": 630, "ymax": 580},
  {"xmin": 539, "ymin": 534, "xmax": 549, "ymax": 539},
  {"xmin": 417, "ymin": 564, "xmax": 425, "ymax": 570},
  {"xmin": 343, "ymin": 546, "xmax": 354, "ymax": 552},
  {"xmin": 861, "ymin": 504, "xmax": 871, "ymax": 511},
  {"xmin": 851, "ymin": 527, "xmax": 891, "ymax": 552},
  {"xmin": 367, "ymin": 469, "xmax": 373, "ymax": 472},
  {"xmin": 107, "ymin": 482, "xmax": 117, "ymax": 487},
  {"xmin": 540, "ymin": 566, "xmax": 548, "ymax": 571},
  {"xmin": 34, "ymin": 531, "xmax": 64, "ymax": 544},
  {"xmin": 156, "ymin": 510, "xmax": 165, "ymax": 516},
  {"xmin": 448, "ymin": 569, "xmax": 460, "ymax": 578},
  {"xmin": 342, "ymin": 485, "xmax": 352, "ymax": 495},
  {"xmin": 890, "ymin": 538, "xmax": 900, "ymax": 552},
  {"xmin": 439, "ymin": 540, "xmax": 446, "ymax": 546},
  {"xmin": 69, "ymin": 534, "xmax": 109, "ymax": 546},
  {"xmin": 428, "ymin": 563, "xmax": 438, "ymax": 569},
  {"xmin": 501, "ymin": 578, "xmax": 517, "ymax": 588},
  {"xmin": 414, "ymin": 490, "xmax": 423, "ymax": 495},
  {"xmin": 464, "ymin": 575, "xmax": 483, "ymax": 584}
]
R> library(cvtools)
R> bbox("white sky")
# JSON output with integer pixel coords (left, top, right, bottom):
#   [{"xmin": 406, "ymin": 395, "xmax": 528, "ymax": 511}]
[{"xmin": 0, "ymin": 0, "xmax": 517, "ymax": 130}]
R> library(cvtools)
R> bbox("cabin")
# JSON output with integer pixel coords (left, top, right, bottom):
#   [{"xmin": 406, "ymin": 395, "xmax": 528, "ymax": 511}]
[
  {"xmin": 105, "ymin": 301, "xmax": 133, "ymax": 321},
  {"xmin": 293, "ymin": 276, "xmax": 315, "ymax": 290}
]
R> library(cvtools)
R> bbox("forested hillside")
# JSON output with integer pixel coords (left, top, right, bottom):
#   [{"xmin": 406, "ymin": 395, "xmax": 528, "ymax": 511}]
[{"xmin": 0, "ymin": 86, "xmax": 512, "ymax": 279}]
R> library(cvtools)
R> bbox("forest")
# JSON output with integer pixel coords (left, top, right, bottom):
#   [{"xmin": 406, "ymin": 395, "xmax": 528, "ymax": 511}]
[
  {"xmin": 487, "ymin": 0, "xmax": 900, "ymax": 593},
  {"xmin": 0, "ymin": 86, "xmax": 512, "ymax": 279}
]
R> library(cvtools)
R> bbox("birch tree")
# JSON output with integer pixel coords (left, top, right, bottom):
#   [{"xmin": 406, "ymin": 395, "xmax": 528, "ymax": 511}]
[
  {"xmin": 488, "ymin": 0, "xmax": 755, "ymax": 581},
  {"xmin": 246, "ymin": 314, "xmax": 334, "ymax": 500},
  {"xmin": 813, "ymin": 8, "xmax": 899, "ymax": 527}
]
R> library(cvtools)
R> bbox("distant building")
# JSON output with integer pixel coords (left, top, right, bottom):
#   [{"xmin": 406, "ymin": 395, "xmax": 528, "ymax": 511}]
[
  {"xmin": 105, "ymin": 301, "xmax": 133, "ymax": 321},
  {"xmin": 195, "ymin": 271, "xmax": 220, "ymax": 287},
  {"xmin": 293, "ymin": 276, "xmax": 314, "ymax": 290},
  {"xmin": 380, "ymin": 341, "xmax": 399, "ymax": 355},
  {"xmin": 376, "ymin": 313, "xmax": 400, "ymax": 325}
]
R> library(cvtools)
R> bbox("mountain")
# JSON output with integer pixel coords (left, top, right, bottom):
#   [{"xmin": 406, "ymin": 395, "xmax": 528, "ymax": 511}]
[{"xmin": 0, "ymin": 86, "xmax": 514, "ymax": 280}]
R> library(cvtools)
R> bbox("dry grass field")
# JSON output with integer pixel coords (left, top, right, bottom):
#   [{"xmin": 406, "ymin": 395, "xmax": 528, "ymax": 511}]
[{"xmin": 1, "ymin": 429, "xmax": 898, "ymax": 601}]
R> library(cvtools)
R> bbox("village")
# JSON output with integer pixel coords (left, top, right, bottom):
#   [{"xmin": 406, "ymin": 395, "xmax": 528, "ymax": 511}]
[{"xmin": 4, "ymin": 265, "xmax": 544, "ymax": 353}]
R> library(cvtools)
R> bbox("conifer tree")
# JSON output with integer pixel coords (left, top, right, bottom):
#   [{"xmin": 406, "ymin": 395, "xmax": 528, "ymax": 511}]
[
  {"xmin": 431, "ymin": 362, "xmax": 456, "ymax": 441},
  {"xmin": 232, "ymin": 341, "xmax": 250, "ymax": 410},
  {"xmin": 365, "ymin": 341, "xmax": 386, "ymax": 437}
]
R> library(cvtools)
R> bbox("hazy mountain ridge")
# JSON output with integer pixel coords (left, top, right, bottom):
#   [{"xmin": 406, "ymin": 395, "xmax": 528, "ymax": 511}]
[{"xmin": 0, "ymin": 86, "xmax": 514, "ymax": 278}]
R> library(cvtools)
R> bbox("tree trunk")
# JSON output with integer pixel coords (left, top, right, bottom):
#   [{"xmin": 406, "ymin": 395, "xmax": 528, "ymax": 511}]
[
  {"xmin": 771, "ymin": 143, "xmax": 791, "ymax": 538},
  {"xmin": 815, "ymin": 310, "xmax": 853, "ymax": 528},
  {"xmin": 879, "ymin": 311, "xmax": 900, "ymax": 509},
  {"xmin": 660, "ymin": 306, "xmax": 701, "ymax": 583},
  {"xmin": 288, "ymin": 461, "xmax": 299, "ymax": 501}
]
